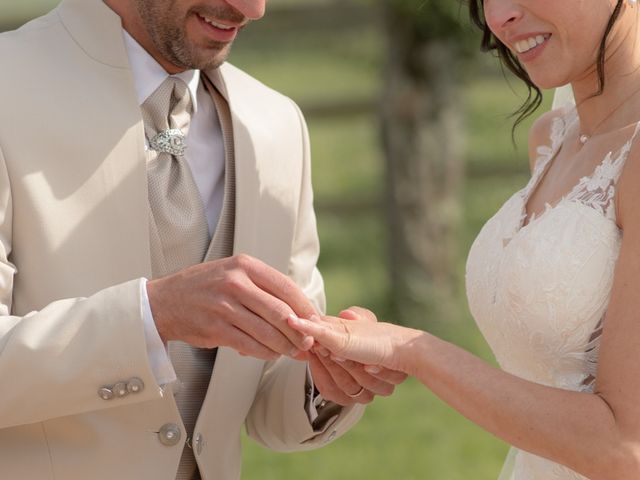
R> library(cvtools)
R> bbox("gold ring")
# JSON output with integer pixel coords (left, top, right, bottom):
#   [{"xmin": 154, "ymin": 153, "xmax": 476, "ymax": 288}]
[{"xmin": 346, "ymin": 387, "xmax": 365, "ymax": 398}]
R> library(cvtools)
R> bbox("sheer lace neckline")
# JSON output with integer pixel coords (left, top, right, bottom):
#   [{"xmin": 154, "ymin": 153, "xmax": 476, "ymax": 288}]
[{"xmin": 519, "ymin": 107, "xmax": 640, "ymax": 230}]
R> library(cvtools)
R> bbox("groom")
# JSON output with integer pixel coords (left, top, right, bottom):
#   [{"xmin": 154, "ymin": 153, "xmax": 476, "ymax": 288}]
[{"xmin": 0, "ymin": 0, "xmax": 401, "ymax": 478}]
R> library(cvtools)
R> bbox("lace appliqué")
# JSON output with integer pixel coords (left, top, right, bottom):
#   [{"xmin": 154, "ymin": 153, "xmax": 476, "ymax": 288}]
[
  {"xmin": 527, "ymin": 110, "xmax": 640, "ymax": 226},
  {"xmin": 565, "ymin": 121, "xmax": 639, "ymax": 221}
]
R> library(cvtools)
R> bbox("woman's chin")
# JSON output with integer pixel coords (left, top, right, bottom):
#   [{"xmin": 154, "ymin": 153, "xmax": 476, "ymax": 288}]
[{"xmin": 524, "ymin": 69, "xmax": 571, "ymax": 91}]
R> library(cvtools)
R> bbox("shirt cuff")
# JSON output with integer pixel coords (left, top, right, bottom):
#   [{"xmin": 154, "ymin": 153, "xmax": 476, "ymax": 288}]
[
  {"xmin": 305, "ymin": 363, "xmax": 342, "ymax": 432},
  {"xmin": 140, "ymin": 279, "xmax": 177, "ymax": 386},
  {"xmin": 305, "ymin": 364, "xmax": 320, "ymax": 422}
]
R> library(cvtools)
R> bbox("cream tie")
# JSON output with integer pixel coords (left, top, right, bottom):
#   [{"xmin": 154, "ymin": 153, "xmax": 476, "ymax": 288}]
[{"xmin": 142, "ymin": 77, "xmax": 213, "ymax": 480}]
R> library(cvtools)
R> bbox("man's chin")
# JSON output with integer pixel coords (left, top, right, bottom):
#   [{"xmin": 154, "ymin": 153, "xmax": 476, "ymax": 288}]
[{"xmin": 189, "ymin": 44, "xmax": 233, "ymax": 70}]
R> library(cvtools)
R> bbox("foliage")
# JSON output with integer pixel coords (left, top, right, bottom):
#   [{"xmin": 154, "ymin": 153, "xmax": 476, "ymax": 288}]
[{"xmin": 385, "ymin": 0, "xmax": 478, "ymax": 54}]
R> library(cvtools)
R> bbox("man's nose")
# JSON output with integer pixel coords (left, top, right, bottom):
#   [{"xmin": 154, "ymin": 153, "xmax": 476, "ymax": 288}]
[
  {"xmin": 225, "ymin": 0, "xmax": 266, "ymax": 20},
  {"xmin": 484, "ymin": 0, "xmax": 523, "ymax": 33}
]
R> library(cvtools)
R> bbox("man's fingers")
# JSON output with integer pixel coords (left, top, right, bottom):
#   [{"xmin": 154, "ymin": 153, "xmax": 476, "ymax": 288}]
[
  {"xmin": 230, "ymin": 305, "xmax": 300, "ymax": 356},
  {"xmin": 238, "ymin": 254, "xmax": 318, "ymax": 319},
  {"xmin": 312, "ymin": 344, "xmax": 331, "ymax": 358},
  {"xmin": 232, "ymin": 278, "xmax": 314, "ymax": 352},
  {"xmin": 223, "ymin": 326, "xmax": 280, "ymax": 361}
]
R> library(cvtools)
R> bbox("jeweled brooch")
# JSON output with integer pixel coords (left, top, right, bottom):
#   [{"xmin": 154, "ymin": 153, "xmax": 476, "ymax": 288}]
[{"xmin": 149, "ymin": 129, "xmax": 187, "ymax": 156}]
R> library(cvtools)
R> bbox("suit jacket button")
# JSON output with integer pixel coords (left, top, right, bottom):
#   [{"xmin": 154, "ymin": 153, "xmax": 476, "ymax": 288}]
[
  {"xmin": 98, "ymin": 387, "xmax": 114, "ymax": 401},
  {"xmin": 127, "ymin": 377, "xmax": 145, "ymax": 394},
  {"xmin": 113, "ymin": 382, "xmax": 128, "ymax": 398},
  {"xmin": 193, "ymin": 433, "xmax": 204, "ymax": 456},
  {"xmin": 158, "ymin": 423, "xmax": 181, "ymax": 447}
]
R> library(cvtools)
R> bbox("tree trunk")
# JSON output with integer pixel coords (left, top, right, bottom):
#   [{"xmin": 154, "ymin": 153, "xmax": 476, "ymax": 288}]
[{"xmin": 381, "ymin": 7, "xmax": 465, "ymax": 325}]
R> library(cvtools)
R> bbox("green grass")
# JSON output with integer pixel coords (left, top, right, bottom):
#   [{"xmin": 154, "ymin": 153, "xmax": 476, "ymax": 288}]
[{"xmin": 242, "ymin": 378, "xmax": 509, "ymax": 480}]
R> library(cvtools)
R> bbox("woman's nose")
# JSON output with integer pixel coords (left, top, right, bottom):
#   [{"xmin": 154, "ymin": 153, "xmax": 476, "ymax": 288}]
[{"xmin": 484, "ymin": 0, "xmax": 524, "ymax": 33}]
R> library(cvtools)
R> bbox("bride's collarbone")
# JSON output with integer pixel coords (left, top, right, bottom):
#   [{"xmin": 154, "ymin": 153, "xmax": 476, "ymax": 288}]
[{"xmin": 527, "ymin": 150, "xmax": 597, "ymax": 208}]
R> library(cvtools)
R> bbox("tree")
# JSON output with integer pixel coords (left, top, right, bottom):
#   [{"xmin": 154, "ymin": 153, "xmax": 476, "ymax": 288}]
[{"xmin": 381, "ymin": 0, "xmax": 475, "ymax": 324}]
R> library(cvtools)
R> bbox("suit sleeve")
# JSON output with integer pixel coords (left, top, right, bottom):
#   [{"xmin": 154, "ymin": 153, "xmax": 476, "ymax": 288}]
[
  {"xmin": 244, "ymin": 101, "xmax": 364, "ymax": 452},
  {"xmin": 0, "ymin": 145, "xmax": 163, "ymax": 430}
]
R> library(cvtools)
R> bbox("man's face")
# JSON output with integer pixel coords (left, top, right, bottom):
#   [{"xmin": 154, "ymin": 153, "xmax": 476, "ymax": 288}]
[{"xmin": 131, "ymin": 0, "xmax": 266, "ymax": 71}]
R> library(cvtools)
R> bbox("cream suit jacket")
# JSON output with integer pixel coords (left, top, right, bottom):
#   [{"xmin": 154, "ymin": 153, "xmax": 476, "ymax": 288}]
[{"xmin": 0, "ymin": 0, "xmax": 363, "ymax": 478}]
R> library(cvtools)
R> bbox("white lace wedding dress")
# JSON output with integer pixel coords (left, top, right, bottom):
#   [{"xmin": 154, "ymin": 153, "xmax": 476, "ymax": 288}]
[{"xmin": 465, "ymin": 107, "xmax": 640, "ymax": 480}]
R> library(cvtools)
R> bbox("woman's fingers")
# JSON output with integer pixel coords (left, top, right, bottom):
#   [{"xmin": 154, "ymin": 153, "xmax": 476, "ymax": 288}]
[
  {"xmin": 339, "ymin": 306, "xmax": 377, "ymax": 322},
  {"xmin": 364, "ymin": 365, "xmax": 408, "ymax": 385},
  {"xmin": 334, "ymin": 360, "xmax": 397, "ymax": 396},
  {"xmin": 287, "ymin": 316, "xmax": 347, "ymax": 353},
  {"xmin": 308, "ymin": 355, "xmax": 368, "ymax": 405}
]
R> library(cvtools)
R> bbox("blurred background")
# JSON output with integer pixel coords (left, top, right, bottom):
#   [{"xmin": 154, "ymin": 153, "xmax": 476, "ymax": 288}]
[{"xmin": 1, "ymin": 1, "xmax": 552, "ymax": 478}]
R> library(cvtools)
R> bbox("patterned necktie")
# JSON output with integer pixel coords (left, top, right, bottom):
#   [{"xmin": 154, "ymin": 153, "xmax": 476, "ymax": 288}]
[
  {"xmin": 142, "ymin": 77, "xmax": 213, "ymax": 480},
  {"xmin": 142, "ymin": 76, "xmax": 210, "ymax": 276}
]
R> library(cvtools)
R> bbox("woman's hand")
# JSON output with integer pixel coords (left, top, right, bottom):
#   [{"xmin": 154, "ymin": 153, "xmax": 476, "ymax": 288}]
[{"xmin": 288, "ymin": 306, "xmax": 422, "ymax": 373}]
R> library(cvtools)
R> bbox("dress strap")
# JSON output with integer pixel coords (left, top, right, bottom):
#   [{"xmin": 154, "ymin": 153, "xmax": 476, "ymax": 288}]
[
  {"xmin": 609, "ymin": 120, "xmax": 640, "ymax": 182},
  {"xmin": 629, "ymin": 120, "xmax": 640, "ymax": 144},
  {"xmin": 525, "ymin": 108, "xmax": 573, "ymax": 199},
  {"xmin": 565, "ymin": 119, "xmax": 640, "ymax": 220}
]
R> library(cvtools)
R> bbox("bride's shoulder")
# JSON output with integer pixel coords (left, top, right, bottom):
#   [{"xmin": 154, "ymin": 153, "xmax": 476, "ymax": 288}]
[
  {"xmin": 527, "ymin": 108, "xmax": 566, "ymax": 173},
  {"xmin": 616, "ymin": 127, "xmax": 640, "ymax": 229}
]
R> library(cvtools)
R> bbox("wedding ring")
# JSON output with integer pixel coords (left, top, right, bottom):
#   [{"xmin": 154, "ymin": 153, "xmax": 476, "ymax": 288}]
[{"xmin": 346, "ymin": 387, "xmax": 365, "ymax": 398}]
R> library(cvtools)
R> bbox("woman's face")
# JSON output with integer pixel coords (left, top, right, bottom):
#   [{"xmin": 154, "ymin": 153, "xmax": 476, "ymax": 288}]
[{"xmin": 483, "ymin": 0, "xmax": 621, "ymax": 89}]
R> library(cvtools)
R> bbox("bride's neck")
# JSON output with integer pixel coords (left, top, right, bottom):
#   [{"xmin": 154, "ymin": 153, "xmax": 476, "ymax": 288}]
[{"xmin": 572, "ymin": 28, "xmax": 640, "ymax": 133}]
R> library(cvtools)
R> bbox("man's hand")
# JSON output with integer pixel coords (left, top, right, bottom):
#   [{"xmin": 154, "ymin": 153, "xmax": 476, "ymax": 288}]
[
  {"xmin": 307, "ymin": 308, "xmax": 407, "ymax": 406},
  {"xmin": 147, "ymin": 254, "xmax": 317, "ymax": 360}
]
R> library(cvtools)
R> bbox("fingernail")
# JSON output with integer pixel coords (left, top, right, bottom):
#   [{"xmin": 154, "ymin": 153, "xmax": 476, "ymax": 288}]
[
  {"xmin": 331, "ymin": 355, "xmax": 345, "ymax": 363},
  {"xmin": 365, "ymin": 366, "xmax": 381, "ymax": 374},
  {"xmin": 290, "ymin": 348, "xmax": 300, "ymax": 357},
  {"xmin": 310, "ymin": 315, "xmax": 321, "ymax": 323},
  {"xmin": 318, "ymin": 348, "xmax": 329, "ymax": 357}
]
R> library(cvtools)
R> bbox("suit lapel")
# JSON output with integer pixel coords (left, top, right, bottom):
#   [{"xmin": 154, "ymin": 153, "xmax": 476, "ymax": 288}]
[
  {"xmin": 200, "ymin": 75, "xmax": 236, "ymax": 262},
  {"xmin": 204, "ymin": 65, "xmax": 296, "ymax": 274},
  {"xmin": 204, "ymin": 68, "xmax": 262, "ymax": 258}
]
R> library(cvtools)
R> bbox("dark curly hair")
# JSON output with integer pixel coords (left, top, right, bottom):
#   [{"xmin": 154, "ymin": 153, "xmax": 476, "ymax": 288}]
[{"xmin": 468, "ymin": 0, "xmax": 624, "ymax": 129}]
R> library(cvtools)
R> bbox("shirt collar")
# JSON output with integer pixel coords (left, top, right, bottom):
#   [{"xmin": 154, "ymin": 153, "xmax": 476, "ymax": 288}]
[{"xmin": 123, "ymin": 30, "xmax": 201, "ymax": 113}]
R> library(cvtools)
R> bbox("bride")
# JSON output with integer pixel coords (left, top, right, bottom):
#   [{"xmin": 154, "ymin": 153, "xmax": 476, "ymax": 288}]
[{"xmin": 289, "ymin": 0, "xmax": 640, "ymax": 479}]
